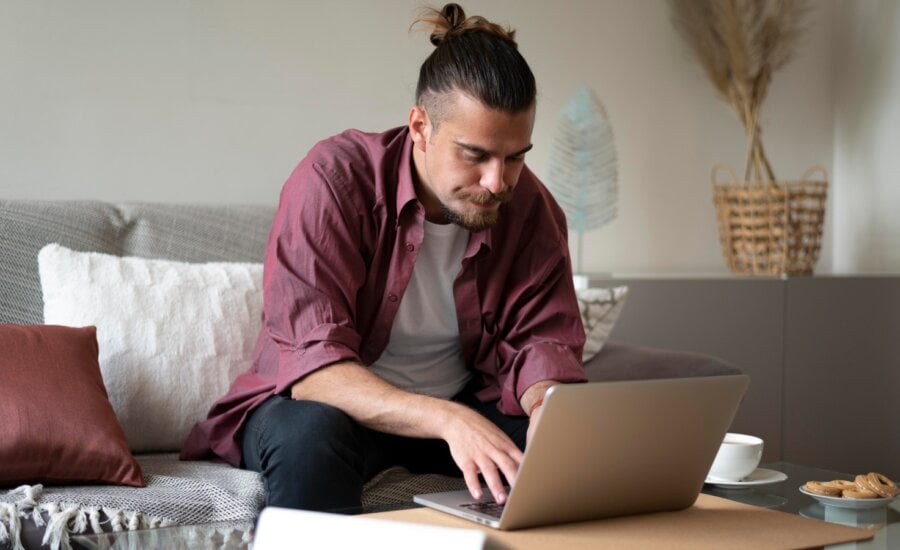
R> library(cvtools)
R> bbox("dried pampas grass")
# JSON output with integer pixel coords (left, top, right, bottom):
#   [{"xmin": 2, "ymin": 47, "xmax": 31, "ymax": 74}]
[{"xmin": 669, "ymin": 0, "xmax": 809, "ymax": 183}]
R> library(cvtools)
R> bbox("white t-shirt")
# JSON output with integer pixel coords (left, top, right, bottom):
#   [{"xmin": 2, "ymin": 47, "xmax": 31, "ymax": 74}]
[{"xmin": 370, "ymin": 220, "xmax": 471, "ymax": 398}]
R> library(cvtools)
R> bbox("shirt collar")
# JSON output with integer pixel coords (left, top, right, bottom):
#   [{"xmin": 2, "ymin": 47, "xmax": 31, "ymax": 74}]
[{"xmin": 396, "ymin": 130, "xmax": 420, "ymax": 218}]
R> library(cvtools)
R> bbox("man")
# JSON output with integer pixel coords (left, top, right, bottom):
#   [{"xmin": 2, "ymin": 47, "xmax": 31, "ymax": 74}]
[{"xmin": 181, "ymin": 3, "xmax": 587, "ymax": 512}]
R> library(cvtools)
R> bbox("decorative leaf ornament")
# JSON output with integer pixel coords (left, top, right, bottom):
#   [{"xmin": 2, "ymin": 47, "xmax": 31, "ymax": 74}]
[{"xmin": 545, "ymin": 85, "xmax": 619, "ymax": 273}]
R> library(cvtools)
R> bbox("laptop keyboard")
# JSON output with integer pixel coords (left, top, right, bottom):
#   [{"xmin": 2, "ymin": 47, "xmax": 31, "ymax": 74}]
[{"xmin": 461, "ymin": 500, "xmax": 506, "ymax": 518}]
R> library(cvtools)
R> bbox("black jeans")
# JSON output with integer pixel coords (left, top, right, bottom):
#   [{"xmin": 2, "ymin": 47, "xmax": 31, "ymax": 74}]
[{"xmin": 241, "ymin": 385, "xmax": 528, "ymax": 513}]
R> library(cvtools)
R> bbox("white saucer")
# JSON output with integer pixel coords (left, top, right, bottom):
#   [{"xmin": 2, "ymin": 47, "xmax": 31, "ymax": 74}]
[
  {"xmin": 704, "ymin": 468, "xmax": 788, "ymax": 489},
  {"xmin": 799, "ymin": 487, "xmax": 900, "ymax": 510}
]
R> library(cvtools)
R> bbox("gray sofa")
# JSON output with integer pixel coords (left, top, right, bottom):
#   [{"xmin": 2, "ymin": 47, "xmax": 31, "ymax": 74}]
[{"xmin": 0, "ymin": 200, "xmax": 741, "ymax": 549}]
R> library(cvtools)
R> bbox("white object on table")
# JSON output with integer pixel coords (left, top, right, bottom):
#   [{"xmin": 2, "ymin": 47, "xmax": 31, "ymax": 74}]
[{"xmin": 253, "ymin": 506, "xmax": 489, "ymax": 550}]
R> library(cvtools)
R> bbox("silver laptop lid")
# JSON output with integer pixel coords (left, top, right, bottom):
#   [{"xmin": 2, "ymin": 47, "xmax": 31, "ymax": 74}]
[{"xmin": 497, "ymin": 374, "xmax": 749, "ymax": 529}]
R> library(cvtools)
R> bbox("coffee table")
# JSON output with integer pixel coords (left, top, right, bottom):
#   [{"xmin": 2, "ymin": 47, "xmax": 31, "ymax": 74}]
[
  {"xmin": 705, "ymin": 462, "xmax": 898, "ymax": 548},
  {"xmin": 72, "ymin": 462, "xmax": 898, "ymax": 549}
]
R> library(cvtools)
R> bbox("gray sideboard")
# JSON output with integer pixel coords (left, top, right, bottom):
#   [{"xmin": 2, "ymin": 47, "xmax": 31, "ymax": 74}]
[{"xmin": 592, "ymin": 275, "xmax": 900, "ymax": 479}]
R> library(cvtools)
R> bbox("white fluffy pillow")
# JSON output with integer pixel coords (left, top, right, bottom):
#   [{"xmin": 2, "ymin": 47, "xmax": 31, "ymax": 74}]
[
  {"xmin": 38, "ymin": 243, "xmax": 263, "ymax": 453},
  {"xmin": 577, "ymin": 286, "xmax": 629, "ymax": 362}
]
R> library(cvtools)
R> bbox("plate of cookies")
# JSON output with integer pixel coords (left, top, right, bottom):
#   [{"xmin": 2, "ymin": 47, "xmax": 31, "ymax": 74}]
[{"xmin": 801, "ymin": 472, "xmax": 899, "ymax": 510}]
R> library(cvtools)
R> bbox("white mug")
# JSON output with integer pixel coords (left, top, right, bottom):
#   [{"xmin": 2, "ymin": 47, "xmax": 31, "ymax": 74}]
[{"xmin": 707, "ymin": 433, "xmax": 763, "ymax": 481}]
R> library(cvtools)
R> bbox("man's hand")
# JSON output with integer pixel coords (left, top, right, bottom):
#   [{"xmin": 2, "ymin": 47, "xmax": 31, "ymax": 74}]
[
  {"xmin": 438, "ymin": 403, "xmax": 524, "ymax": 504},
  {"xmin": 291, "ymin": 362, "xmax": 524, "ymax": 505}
]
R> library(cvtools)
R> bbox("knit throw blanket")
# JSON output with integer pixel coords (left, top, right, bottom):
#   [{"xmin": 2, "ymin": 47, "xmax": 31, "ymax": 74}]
[{"xmin": 0, "ymin": 454, "xmax": 265, "ymax": 550}]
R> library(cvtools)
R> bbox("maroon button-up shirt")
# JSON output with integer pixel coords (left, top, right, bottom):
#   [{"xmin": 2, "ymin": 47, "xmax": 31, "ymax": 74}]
[{"xmin": 181, "ymin": 126, "xmax": 587, "ymax": 466}]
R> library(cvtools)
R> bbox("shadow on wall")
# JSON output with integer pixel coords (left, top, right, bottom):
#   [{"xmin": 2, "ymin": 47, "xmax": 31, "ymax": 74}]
[{"xmin": 834, "ymin": 0, "xmax": 900, "ymax": 272}]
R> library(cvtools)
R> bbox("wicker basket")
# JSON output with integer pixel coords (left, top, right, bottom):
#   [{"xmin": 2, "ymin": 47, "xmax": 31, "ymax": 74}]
[{"xmin": 712, "ymin": 165, "xmax": 828, "ymax": 276}]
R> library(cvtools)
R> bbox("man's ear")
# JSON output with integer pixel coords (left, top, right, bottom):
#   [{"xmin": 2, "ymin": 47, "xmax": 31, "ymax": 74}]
[{"xmin": 408, "ymin": 105, "xmax": 430, "ymax": 153}]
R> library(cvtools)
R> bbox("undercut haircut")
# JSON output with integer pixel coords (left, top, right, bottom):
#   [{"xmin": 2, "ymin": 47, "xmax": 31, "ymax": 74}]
[{"xmin": 412, "ymin": 3, "xmax": 537, "ymax": 128}]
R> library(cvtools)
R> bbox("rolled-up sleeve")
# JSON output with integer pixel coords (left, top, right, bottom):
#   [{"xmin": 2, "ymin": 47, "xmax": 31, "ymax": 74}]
[
  {"xmin": 470, "ymin": 178, "xmax": 588, "ymax": 416},
  {"xmin": 263, "ymin": 160, "xmax": 368, "ymax": 395},
  {"xmin": 495, "ymin": 233, "xmax": 587, "ymax": 415}
]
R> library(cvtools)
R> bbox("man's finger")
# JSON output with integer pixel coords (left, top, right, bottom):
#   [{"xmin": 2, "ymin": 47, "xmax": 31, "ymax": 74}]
[
  {"xmin": 478, "ymin": 460, "xmax": 508, "ymax": 505},
  {"xmin": 507, "ymin": 445, "xmax": 525, "ymax": 465},
  {"xmin": 493, "ymin": 451, "xmax": 519, "ymax": 488},
  {"xmin": 462, "ymin": 465, "xmax": 483, "ymax": 500}
]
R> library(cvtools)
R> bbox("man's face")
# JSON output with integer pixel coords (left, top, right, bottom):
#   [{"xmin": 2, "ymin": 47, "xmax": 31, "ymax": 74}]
[{"xmin": 409, "ymin": 92, "xmax": 535, "ymax": 231}]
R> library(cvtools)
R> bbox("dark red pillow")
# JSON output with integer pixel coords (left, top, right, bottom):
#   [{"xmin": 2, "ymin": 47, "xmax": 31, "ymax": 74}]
[{"xmin": 0, "ymin": 324, "xmax": 144, "ymax": 487}]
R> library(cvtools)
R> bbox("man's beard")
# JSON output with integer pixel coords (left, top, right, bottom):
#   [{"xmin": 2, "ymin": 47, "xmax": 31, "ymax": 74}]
[
  {"xmin": 440, "ymin": 189, "xmax": 512, "ymax": 231},
  {"xmin": 440, "ymin": 203, "xmax": 499, "ymax": 232}
]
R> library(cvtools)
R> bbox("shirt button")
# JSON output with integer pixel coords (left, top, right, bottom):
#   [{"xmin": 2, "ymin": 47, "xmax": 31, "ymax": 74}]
[
  {"xmin": 388, "ymin": 294, "xmax": 398, "ymax": 302},
  {"xmin": 406, "ymin": 243, "xmax": 414, "ymax": 252}
]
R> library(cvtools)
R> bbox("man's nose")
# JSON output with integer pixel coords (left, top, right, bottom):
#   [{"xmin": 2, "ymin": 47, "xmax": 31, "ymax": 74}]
[{"xmin": 480, "ymin": 160, "xmax": 504, "ymax": 195}]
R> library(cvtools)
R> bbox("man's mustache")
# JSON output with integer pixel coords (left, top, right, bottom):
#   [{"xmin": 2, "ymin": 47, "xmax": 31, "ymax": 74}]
[{"xmin": 464, "ymin": 189, "xmax": 513, "ymax": 204}]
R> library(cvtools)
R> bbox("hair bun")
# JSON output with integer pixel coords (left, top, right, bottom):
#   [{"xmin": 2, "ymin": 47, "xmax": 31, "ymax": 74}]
[
  {"xmin": 418, "ymin": 3, "xmax": 517, "ymax": 48},
  {"xmin": 427, "ymin": 3, "xmax": 467, "ymax": 46},
  {"xmin": 442, "ymin": 3, "xmax": 467, "ymax": 31}
]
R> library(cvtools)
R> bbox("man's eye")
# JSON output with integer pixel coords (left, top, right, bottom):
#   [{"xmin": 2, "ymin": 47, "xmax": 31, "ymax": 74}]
[{"xmin": 465, "ymin": 153, "xmax": 487, "ymax": 163}]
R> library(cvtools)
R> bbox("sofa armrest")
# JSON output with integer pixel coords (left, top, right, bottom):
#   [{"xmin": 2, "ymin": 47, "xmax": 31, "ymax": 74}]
[{"xmin": 584, "ymin": 342, "xmax": 742, "ymax": 382}]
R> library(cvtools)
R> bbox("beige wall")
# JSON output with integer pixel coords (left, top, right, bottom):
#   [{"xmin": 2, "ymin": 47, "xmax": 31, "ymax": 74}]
[
  {"xmin": 832, "ymin": 0, "xmax": 900, "ymax": 274},
  {"xmin": 0, "ymin": 1, "xmax": 868, "ymax": 275}
]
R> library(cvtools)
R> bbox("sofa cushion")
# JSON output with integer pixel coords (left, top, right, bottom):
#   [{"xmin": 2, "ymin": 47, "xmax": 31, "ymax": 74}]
[
  {"xmin": 114, "ymin": 203, "xmax": 274, "ymax": 263},
  {"xmin": 0, "ymin": 200, "xmax": 274, "ymax": 327},
  {"xmin": 0, "ymin": 201, "xmax": 123, "ymax": 325},
  {"xmin": 584, "ymin": 341, "xmax": 742, "ymax": 381},
  {"xmin": 39, "ymin": 244, "xmax": 264, "ymax": 453},
  {"xmin": 0, "ymin": 324, "xmax": 143, "ymax": 488}
]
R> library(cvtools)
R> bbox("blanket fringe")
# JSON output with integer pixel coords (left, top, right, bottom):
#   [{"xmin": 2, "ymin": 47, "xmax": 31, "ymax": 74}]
[
  {"xmin": 1, "ymin": 485, "xmax": 173, "ymax": 550},
  {"xmin": 85, "ymin": 506, "xmax": 103, "ymax": 535},
  {"xmin": 42, "ymin": 504, "xmax": 79, "ymax": 550},
  {"xmin": 0, "ymin": 503, "xmax": 24, "ymax": 550},
  {"xmin": 109, "ymin": 508, "xmax": 125, "ymax": 532}
]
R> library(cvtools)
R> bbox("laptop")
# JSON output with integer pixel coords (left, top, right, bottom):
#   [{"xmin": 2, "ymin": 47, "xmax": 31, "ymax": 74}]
[{"xmin": 414, "ymin": 374, "xmax": 749, "ymax": 530}]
